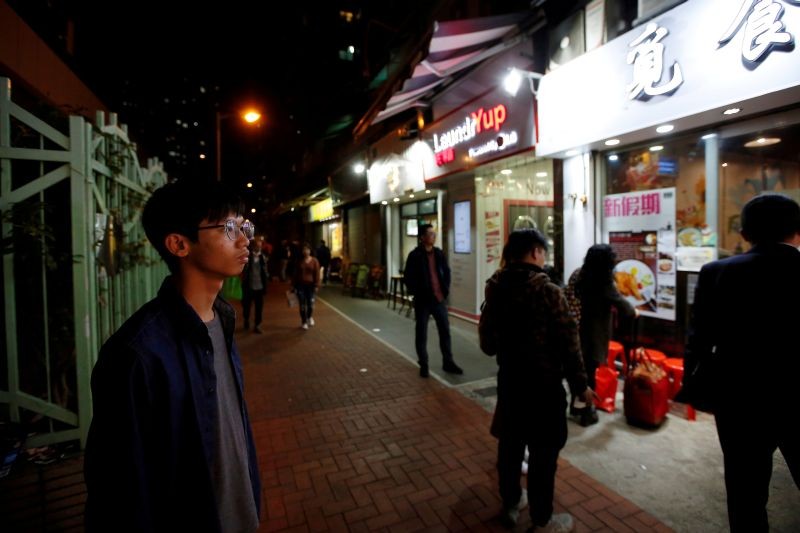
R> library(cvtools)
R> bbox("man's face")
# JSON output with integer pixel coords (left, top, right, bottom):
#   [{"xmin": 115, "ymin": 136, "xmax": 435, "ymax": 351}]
[
  {"xmin": 422, "ymin": 228, "xmax": 436, "ymax": 246},
  {"xmin": 184, "ymin": 214, "xmax": 250, "ymax": 279}
]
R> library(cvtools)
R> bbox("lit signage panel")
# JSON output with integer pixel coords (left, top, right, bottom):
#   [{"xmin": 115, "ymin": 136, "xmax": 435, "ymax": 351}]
[
  {"xmin": 422, "ymin": 87, "xmax": 535, "ymax": 181},
  {"xmin": 309, "ymin": 198, "xmax": 334, "ymax": 222}
]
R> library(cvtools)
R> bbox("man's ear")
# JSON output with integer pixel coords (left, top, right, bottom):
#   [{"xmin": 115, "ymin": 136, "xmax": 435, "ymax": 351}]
[{"xmin": 164, "ymin": 233, "xmax": 191, "ymax": 258}]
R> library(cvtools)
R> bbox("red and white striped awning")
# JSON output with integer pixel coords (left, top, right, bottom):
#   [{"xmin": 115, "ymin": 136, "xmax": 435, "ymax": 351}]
[{"xmin": 373, "ymin": 12, "xmax": 527, "ymax": 124}]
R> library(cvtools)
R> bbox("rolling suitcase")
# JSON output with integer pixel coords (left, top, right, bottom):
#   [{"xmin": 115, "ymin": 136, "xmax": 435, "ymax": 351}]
[{"xmin": 624, "ymin": 347, "xmax": 669, "ymax": 428}]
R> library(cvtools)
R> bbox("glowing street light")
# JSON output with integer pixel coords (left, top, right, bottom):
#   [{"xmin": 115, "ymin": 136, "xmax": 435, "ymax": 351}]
[{"xmin": 215, "ymin": 108, "xmax": 263, "ymax": 181}]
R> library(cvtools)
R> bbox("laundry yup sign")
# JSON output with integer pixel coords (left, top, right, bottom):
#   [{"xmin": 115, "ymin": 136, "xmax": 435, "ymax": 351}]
[
  {"xmin": 422, "ymin": 87, "xmax": 536, "ymax": 181},
  {"xmin": 431, "ymin": 104, "xmax": 508, "ymax": 153}
]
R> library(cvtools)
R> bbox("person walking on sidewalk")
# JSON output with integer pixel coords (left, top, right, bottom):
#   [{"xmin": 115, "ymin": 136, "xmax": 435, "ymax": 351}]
[
  {"xmin": 404, "ymin": 223, "xmax": 463, "ymax": 378},
  {"xmin": 316, "ymin": 239, "xmax": 331, "ymax": 284},
  {"xmin": 565, "ymin": 244, "xmax": 636, "ymax": 426},
  {"xmin": 83, "ymin": 180, "xmax": 261, "ymax": 533},
  {"xmin": 479, "ymin": 229, "xmax": 593, "ymax": 533},
  {"xmin": 682, "ymin": 194, "xmax": 800, "ymax": 533},
  {"xmin": 242, "ymin": 238, "xmax": 268, "ymax": 333},
  {"xmin": 293, "ymin": 242, "xmax": 320, "ymax": 330}
]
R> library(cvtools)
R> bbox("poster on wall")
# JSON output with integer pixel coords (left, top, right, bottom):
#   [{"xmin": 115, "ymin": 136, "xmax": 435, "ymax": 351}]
[
  {"xmin": 484, "ymin": 211, "xmax": 502, "ymax": 265},
  {"xmin": 454, "ymin": 201, "xmax": 471, "ymax": 254},
  {"xmin": 604, "ymin": 187, "xmax": 676, "ymax": 321}
]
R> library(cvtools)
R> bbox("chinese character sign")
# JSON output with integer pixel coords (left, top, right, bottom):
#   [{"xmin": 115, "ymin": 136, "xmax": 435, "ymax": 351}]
[
  {"xmin": 626, "ymin": 22, "xmax": 684, "ymax": 100},
  {"xmin": 719, "ymin": 0, "xmax": 799, "ymax": 64}
]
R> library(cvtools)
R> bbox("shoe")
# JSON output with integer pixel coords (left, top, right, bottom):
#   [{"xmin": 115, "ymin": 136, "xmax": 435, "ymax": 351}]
[
  {"xmin": 302, "ymin": 323, "xmax": 309, "ymax": 330},
  {"xmin": 579, "ymin": 406, "xmax": 599, "ymax": 427},
  {"xmin": 419, "ymin": 365, "xmax": 429, "ymax": 378},
  {"xmin": 442, "ymin": 362, "xmax": 464, "ymax": 375},
  {"xmin": 530, "ymin": 513, "xmax": 574, "ymax": 532},
  {"xmin": 499, "ymin": 492, "xmax": 528, "ymax": 528},
  {"xmin": 253, "ymin": 326, "xmax": 263, "ymax": 334},
  {"xmin": 308, "ymin": 317, "xmax": 315, "ymax": 327}
]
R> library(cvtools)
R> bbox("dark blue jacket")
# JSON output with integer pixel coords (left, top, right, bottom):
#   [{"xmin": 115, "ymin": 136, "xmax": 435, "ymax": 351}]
[
  {"xmin": 84, "ymin": 277, "xmax": 261, "ymax": 533},
  {"xmin": 403, "ymin": 245, "xmax": 450, "ymax": 305}
]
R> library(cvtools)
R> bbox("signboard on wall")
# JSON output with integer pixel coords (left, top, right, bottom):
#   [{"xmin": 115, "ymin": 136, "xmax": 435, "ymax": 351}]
[
  {"xmin": 421, "ymin": 87, "xmax": 536, "ymax": 181},
  {"xmin": 537, "ymin": 0, "xmax": 800, "ymax": 155},
  {"xmin": 454, "ymin": 200, "xmax": 471, "ymax": 254},
  {"xmin": 603, "ymin": 187, "xmax": 676, "ymax": 321}
]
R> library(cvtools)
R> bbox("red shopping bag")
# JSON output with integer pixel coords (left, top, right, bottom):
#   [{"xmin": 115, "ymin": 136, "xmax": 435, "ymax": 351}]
[
  {"xmin": 623, "ymin": 348, "xmax": 669, "ymax": 428},
  {"xmin": 594, "ymin": 366, "xmax": 619, "ymax": 413}
]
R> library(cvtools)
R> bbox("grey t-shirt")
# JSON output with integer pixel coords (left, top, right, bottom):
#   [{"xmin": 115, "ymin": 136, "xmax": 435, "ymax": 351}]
[
  {"xmin": 248, "ymin": 255, "xmax": 264, "ymax": 291},
  {"xmin": 206, "ymin": 314, "xmax": 259, "ymax": 533}
]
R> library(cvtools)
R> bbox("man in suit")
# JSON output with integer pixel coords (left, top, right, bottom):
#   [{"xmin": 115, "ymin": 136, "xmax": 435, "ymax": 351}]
[
  {"xmin": 404, "ymin": 224, "xmax": 463, "ymax": 378},
  {"xmin": 685, "ymin": 193, "xmax": 800, "ymax": 532}
]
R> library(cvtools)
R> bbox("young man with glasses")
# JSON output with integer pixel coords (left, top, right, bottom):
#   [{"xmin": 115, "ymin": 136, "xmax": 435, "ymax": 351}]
[{"xmin": 84, "ymin": 180, "xmax": 261, "ymax": 533}]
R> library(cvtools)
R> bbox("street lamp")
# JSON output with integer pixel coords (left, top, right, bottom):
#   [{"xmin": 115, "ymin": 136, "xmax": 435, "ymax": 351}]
[{"xmin": 215, "ymin": 108, "xmax": 262, "ymax": 181}]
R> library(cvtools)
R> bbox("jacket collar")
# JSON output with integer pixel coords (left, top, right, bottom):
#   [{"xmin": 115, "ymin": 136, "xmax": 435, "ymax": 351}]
[
  {"xmin": 157, "ymin": 276, "xmax": 236, "ymax": 342},
  {"xmin": 748, "ymin": 242, "xmax": 800, "ymax": 258}
]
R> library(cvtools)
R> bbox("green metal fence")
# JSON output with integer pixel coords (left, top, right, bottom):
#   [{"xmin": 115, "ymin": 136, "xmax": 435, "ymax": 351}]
[{"xmin": 0, "ymin": 77, "xmax": 168, "ymax": 448}]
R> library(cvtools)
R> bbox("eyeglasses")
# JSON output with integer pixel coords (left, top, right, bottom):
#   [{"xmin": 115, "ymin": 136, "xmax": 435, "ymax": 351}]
[{"xmin": 197, "ymin": 218, "xmax": 255, "ymax": 241}]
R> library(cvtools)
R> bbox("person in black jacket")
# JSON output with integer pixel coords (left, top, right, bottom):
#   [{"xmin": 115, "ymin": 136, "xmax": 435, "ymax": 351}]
[
  {"xmin": 84, "ymin": 180, "xmax": 261, "ymax": 533},
  {"xmin": 403, "ymin": 224, "xmax": 463, "ymax": 378},
  {"xmin": 479, "ymin": 229, "xmax": 593, "ymax": 532},
  {"xmin": 242, "ymin": 239, "xmax": 268, "ymax": 333},
  {"xmin": 683, "ymin": 194, "xmax": 800, "ymax": 533}
]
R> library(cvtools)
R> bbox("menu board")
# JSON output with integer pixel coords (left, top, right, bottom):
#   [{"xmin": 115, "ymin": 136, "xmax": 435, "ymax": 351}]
[
  {"xmin": 454, "ymin": 200, "xmax": 471, "ymax": 254},
  {"xmin": 604, "ymin": 188, "xmax": 676, "ymax": 321}
]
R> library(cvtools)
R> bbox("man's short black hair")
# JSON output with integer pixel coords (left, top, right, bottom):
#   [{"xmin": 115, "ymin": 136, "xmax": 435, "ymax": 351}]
[
  {"xmin": 504, "ymin": 229, "xmax": 549, "ymax": 263},
  {"xmin": 740, "ymin": 193, "xmax": 800, "ymax": 245},
  {"xmin": 142, "ymin": 179, "xmax": 245, "ymax": 273},
  {"xmin": 418, "ymin": 223, "xmax": 434, "ymax": 242}
]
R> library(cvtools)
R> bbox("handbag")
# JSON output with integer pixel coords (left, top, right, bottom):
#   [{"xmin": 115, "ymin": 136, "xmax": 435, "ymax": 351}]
[
  {"xmin": 221, "ymin": 276, "xmax": 243, "ymax": 301},
  {"xmin": 623, "ymin": 348, "xmax": 669, "ymax": 427},
  {"xmin": 594, "ymin": 365, "xmax": 619, "ymax": 413},
  {"xmin": 285, "ymin": 290, "xmax": 299, "ymax": 308}
]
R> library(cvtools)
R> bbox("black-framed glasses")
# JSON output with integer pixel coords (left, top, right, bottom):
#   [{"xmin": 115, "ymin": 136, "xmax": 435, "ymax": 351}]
[{"xmin": 197, "ymin": 218, "xmax": 255, "ymax": 241}]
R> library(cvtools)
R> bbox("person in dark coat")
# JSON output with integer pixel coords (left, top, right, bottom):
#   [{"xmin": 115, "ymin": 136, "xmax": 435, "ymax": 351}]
[
  {"xmin": 242, "ymin": 238, "xmax": 268, "ymax": 333},
  {"xmin": 479, "ymin": 229, "xmax": 593, "ymax": 532},
  {"xmin": 83, "ymin": 180, "xmax": 261, "ymax": 533},
  {"xmin": 316, "ymin": 240, "xmax": 332, "ymax": 284},
  {"xmin": 683, "ymin": 194, "xmax": 800, "ymax": 532},
  {"xmin": 566, "ymin": 244, "xmax": 636, "ymax": 426},
  {"xmin": 403, "ymin": 224, "xmax": 463, "ymax": 378}
]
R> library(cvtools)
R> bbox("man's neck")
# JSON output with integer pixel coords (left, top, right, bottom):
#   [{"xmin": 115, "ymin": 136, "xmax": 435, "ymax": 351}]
[
  {"xmin": 423, "ymin": 244, "xmax": 434, "ymax": 252},
  {"xmin": 174, "ymin": 272, "xmax": 220, "ymax": 322}
]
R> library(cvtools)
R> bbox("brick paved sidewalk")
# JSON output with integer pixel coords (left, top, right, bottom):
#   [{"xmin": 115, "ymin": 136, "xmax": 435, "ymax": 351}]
[{"xmin": 239, "ymin": 283, "xmax": 673, "ymax": 532}]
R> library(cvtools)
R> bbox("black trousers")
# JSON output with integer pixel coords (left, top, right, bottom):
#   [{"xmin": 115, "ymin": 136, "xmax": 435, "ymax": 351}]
[
  {"xmin": 414, "ymin": 299, "xmax": 453, "ymax": 367},
  {"xmin": 241, "ymin": 288, "xmax": 264, "ymax": 326},
  {"xmin": 496, "ymin": 392, "xmax": 568, "ymax": 527},
  {"xmin": 715, "ymin": 407, "xmax": 799, "ymax": 532}
]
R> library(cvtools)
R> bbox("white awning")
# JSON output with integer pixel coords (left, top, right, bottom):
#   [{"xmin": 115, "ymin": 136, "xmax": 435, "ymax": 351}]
[{"xmin": 372, "ymin": 12, "xmax": 527, "ymax": 125}]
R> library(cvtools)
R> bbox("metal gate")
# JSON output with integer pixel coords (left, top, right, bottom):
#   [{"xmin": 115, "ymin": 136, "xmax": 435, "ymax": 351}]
[{"xmin": 0, "ymin": 77, "xmax": 168, "ymax": 448}]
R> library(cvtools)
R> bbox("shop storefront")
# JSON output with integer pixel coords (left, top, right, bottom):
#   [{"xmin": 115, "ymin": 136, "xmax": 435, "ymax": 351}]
[
  {"xmin": 536, "ymin": 0, "xmax": 800, "ymax": 354},
  {"xmin": 308, "ymin": 198, "xmax": 343, "ymax": 259}
]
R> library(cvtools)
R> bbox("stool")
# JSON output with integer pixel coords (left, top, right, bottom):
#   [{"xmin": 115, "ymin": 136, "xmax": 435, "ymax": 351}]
[
  {"xmin": 663, "ymin": 357, "xmax": 697, "ymax": 421},
  {"xmin": 607, "ymin": 341, "xmax": 626, "ymax": 375},
  {"xmin": 388, "ymin": 275, "xmax": 404, "ymax": 309}
]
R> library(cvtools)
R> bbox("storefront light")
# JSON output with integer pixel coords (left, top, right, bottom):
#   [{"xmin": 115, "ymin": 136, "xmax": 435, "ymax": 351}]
[
  {"xmin": 353, "ymin": 163, "xmax": 365, "ymax": 174},
  {"xmin": 475, "ymin": 177, "xmax": 483, "ymax": 181},
  {"xmin": 604, "ymin": 139, "xmax": 620, "ymax": 146},
  {"xmin": 393, "ymin": 197, "xmax": 400, "ymax": 202},
  {"xmin": 722, "ymin": 163, "xmax": 728, "ymax": 167},
  {"xmin": 536, "ymin": 171, "xmax": 548, "ymax": 177},
  {"xmin": 246, "ymin": 182, "xmax": 253, "ymax": 188},
  {"xmin": 501, "ymin": 169, "xmax": 513, "ymax": 175},
  {"xmin": 425, "ymin": 189, "xmax": 431, "ymax": 194},
  {"xmin": 656, "ymin": 124, "xmax": 674, "ymax": 134},
  {"xmin": 723, "ymin": 107, "xmax": 741, "ymax": 115},
  {"xmin": 744, "ymin": 137, "xmax": 781, "ymax": 147},
  {"xmin": 409, "ymin": 194, "xmax": 415, "ymax": 198},
  {"xmin": 250, "ymin": 208, "xmax": 256, "ymax": 213},
  {"xmin": 503, "ymin": 69, "xmax": 523, "ymax": 96},
  {"xmin": 649, "ymin": 145, "xmax": 664, "ymax": 152},
  {"xmin": 701, "ymin": 133, "xmax": 717, "ymax": 140},
  {"xmin": 608, "ymin": 154, "xmax": 619, "ymax": 161},
  {"xmin": 381, "ymin": 200, "xmax": 388, "ymax": 205}
]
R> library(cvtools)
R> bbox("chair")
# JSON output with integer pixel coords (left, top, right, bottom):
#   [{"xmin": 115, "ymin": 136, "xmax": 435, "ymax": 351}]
[
  {"xmin": 368, "ymin": 265, "xmax": 385, "ymax": 299},
  {"xmin": 607, "ymin": 341, "xmax": 627, "ymax": 375},
  {"xmin": 353, "ymin": 264, "xmax": 370, "ymax": 297},
  {"xmin": 342, "ymin": 262, "xmax": 359, "ymax": 293},
  {"xmin": 388, "ymin": 273, "xmax": 405, "ymax": 309},
  {"xmin": 663, "ymin": 357, "xmax": 697, "ymax": 421}
]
